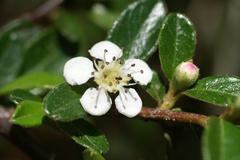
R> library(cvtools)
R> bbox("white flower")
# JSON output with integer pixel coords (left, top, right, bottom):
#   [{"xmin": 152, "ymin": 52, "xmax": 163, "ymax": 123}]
[{"xmin": 63, "ymin": 41, "xmax": 153, "ymax": 118}]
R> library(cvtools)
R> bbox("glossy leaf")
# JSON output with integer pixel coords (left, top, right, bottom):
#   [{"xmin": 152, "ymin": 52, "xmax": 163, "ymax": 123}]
[
  {"xmin": 0, "ymin": 72, "xmax": 63, "ymax": 95},
  {"xmin": 10, "ymin": 89, "xmax": 41, "ymax": 104},
  {"xmin": 53, "ymin": 9, "xmax": 105, "ymax": 54},
  {"xmin": 145, "ymin": 71, "xmax": 165, "ymax": 101},
  {"xmin": 11, "ymin": 100, "xmax": 45, "ymax": 127},
  {"xmin": 44, "ymin": 83, "xmax": 86, "ymax": 121},
  {"xmin": 159, "ymin": 13, "xmax": 196, "ymax": 80},
  {"xmin": 83, "ymin": 149, "xmax": 105, "ymax": 160},
  {"xmin": 59, "ymin": 119, "xmax": 109, "ymax": 154},
  {"xmin": 202, "ymin": 117, "xmax": 240, "ymax": 160},
  {"xmin": 89, "ymin": 4, "xmax": 117, "ymax": 30},
  {"xmin": 20, "ymin": 27, "xmax": 68, "ymax": 75},
  {"xmin": 108, "ymin": 0, "xmax": 166, "ymax": 60},
  {"xmin": 0, "ymin": 19, "xmax": 41, "ymax": 87},
  {"xmin": 54, "ymin": 10, "xmax": 84, "ymax": 42},
  {"xmin": 184, "ymin": 76, "xmax": 240, "ymax": 106}
]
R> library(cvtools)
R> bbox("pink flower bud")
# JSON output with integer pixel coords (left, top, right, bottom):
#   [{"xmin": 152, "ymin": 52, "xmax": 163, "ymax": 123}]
[{"xmin": 173, "ymin": 61, "xmax": 199, "ymax": 91}]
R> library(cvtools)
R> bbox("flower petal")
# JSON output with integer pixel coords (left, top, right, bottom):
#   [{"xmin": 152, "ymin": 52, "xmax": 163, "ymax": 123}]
[
  {"xmin": 115, "ymin": 88, "xmax": 142, "ymax": 118},
  {"xmin": 63, "ymin": 57, "xmax": 95, "ymax": 85},
  {"xmin": 89, "ymin": 41, "xmax": 123, "ymax": 62},
  {"xmin": 123, "ymin": 59, "xmax": 153, "ymax": 85},
  {"xmin": 80, "ymin": 88, "xmax": 112, "ymax": 116}
]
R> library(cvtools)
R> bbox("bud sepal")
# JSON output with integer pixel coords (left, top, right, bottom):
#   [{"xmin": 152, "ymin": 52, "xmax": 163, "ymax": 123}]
[{"xmin": 172, "ymin": 61, "xmax": 199, "ymax": 91}]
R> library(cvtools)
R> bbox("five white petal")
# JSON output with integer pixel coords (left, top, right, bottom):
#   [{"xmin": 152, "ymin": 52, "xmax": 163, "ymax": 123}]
[
  {"xmin": 63, "ymin": 40, "xmax": 152, "ymax": 118},
  {"xmin": 80, "ymin": 88, "xmax": 112, "ymax": 116},
  {"xmin": 123, "ymin": 59, "xmax": 153, "ymax": 85},
  {"xmin": 89, "ymin": 41, "xmax": 123, "ymax": 63},
  {"xmin": 115, "ymin": 88, "xmax": 142, "ymax": 118},
  {"xmin": 63, "ymin": 57, "xmax": 95, "ymax": 85}
]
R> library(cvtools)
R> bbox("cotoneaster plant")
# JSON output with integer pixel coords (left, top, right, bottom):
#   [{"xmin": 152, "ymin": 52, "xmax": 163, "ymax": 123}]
[
  {"xmin": 1, "ymin": 0, "xmax": 240, "ymax": 159},
  {"xmin": 63, "ymin": 41, "xmax": 153, "ymax": 117}
]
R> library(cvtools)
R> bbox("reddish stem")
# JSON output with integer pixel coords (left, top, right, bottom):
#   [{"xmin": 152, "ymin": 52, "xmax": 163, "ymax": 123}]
[{"xmin": 138, "ymin": 107, "xmax": 208, "ymax": 127}]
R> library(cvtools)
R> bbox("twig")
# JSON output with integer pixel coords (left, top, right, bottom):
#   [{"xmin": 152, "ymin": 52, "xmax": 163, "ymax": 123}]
[
  {"xmin": 159, "ymin": 82, "xmax": 182, "ymax": 110},
  {"xmin": 23, "ymin": 0, "xmax": 64, "ymax": 21},
  {"xmin": 0, "ymin": 106, "xmax": 208, "ymax": 137},
  {"xmin": 138, "ymin": 107, "xmax": 208, "ymax": 127}
]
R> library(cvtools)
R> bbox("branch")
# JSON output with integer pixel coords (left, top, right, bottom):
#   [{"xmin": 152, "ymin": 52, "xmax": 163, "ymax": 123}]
[
  {"xmin": 23, "ymin": 0, "xmax": 64, "ymax": 21},
  {"xmin": 138, "ymin": 107, "xmax": 208, "ymax": 127},
  {"xmin": 0, "ymin": 106, "xmax": 209, "ymax": 135}
]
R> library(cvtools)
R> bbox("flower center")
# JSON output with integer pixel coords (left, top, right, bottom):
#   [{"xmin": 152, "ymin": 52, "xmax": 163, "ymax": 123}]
[{"xmin": 94, "ymin": 60, "xmax": 131, "ymax": 93}]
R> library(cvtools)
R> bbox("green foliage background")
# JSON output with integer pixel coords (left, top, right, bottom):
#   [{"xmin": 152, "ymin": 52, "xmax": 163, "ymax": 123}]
[{"xmin": 0, "ymin": 0, "xmax": 240, "ymax": 160}]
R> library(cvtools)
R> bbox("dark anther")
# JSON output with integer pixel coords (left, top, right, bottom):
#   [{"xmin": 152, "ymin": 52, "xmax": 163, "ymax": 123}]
[
  {"xmin": 104, "ymin": 74, "xmax": 107, "ymax": 78},
  {"xmin": 106, "ymin": 62, "xmax": 110, "ymax": 65},
  {"xmin": 109, "ymin": 82, "xmax": 113, "ymax": 86},
  {"xmin": 125, "ymin": 89, "xmax": 128, "ymax": 93},
  {"xmin": 127, "ymin": 74, "xmax": 131, "ymax": 77},
  {"xmin": 104, "ymin": 49, "xmax": 108, "ymax": 53},
  {"xmin": 140, "ymin": 70, "xmax": 144, "ymax": 74},
  {"xmin": 101, "ymin": 65, "xmax": 104, "ymax": 69},
  {"xmin": 115, "ymin": 77, "xmax": 122, "ymax": 80},
  {"xmin": 91, "ymin": 72, "xmax": 94, "ymax": 75},
  {"xmin": 131, "ymin": 63, "xmax": 135, "ymax": 67},
  {"xmin": 113, "ymin": 56, "xmax": 116, "ymax": 61}
]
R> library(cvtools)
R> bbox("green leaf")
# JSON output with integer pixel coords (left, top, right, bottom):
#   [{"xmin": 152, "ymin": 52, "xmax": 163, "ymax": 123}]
[
  {"xmin": 83, "ymin": 149, "xmax": 105, "ymax": 160},
  {"xmin": 44, "ymin": 83, "xmax": 86, "ymax": 121},
  {"xmin": 11, "ymin": 100, "xmax": 45, "ymax": 127},
  {"xmin": 0, "ymin": 72, "xmax": 63, "ymax": 95},
  {"xmin": 184, "ymin": 76, "xmax": 240, "ymax": 106},
  {"xmin": 54, "ymin": 10, "xmax": 84, "ymax": 42},
  {"xmin": 10, "ymin": 89, "xmax": 41, "ymax": 103},
  {"xmin": 145, "ymin": 71, "xmax": 165, "ymax": 101},
  {"xmin": 107, "ymin": 0, "xmax": 166, "ymax": 60},
  {"xmin": 59, "ymin": 119, "xmax": 109, "ymax": 154},
  {"xmin": 89, "ymin": 4, "xmax": 117, "ymax": 30},
  {"xmin": 202, "ymin": 117, "xmax": 240, "ymax": 160},
  {"xmin": 53, "ymin": 9, "xmax": 105, "ymax": 54},
  {"xmin": 159, "ymin": 13, "xmax": 196, "ymax": 80},
  {"xmin": 20, "ymin": 27, "xmax": 68, "ymax": 75},
  {"xmin": 0, "ymin": 19, "xmax": 41, "ymax": 87}
]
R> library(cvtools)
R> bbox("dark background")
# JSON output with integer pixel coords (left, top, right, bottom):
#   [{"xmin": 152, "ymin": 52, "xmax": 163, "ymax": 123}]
[{"xmin": 0, "ymin": 0, "xmax": 239, "ymax": 159}]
